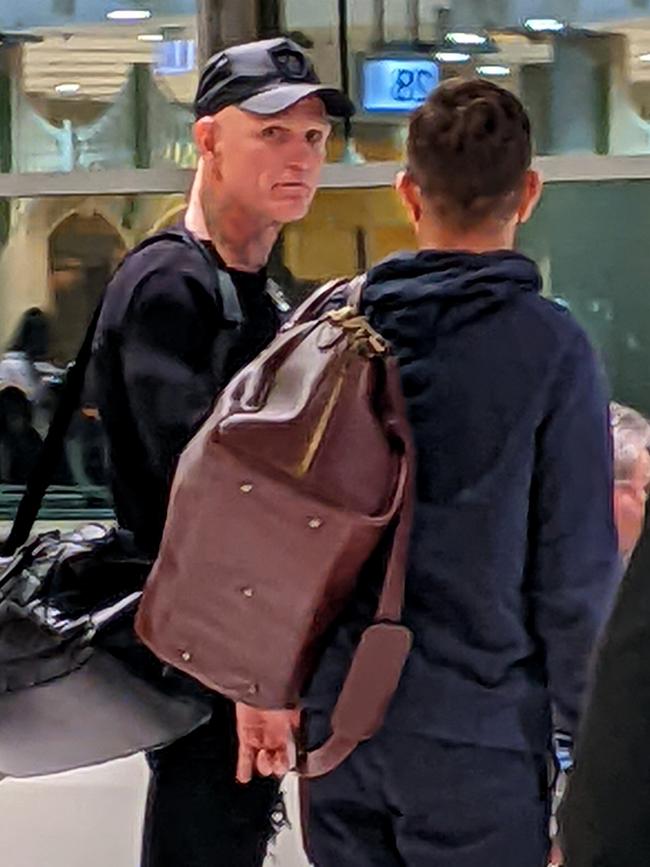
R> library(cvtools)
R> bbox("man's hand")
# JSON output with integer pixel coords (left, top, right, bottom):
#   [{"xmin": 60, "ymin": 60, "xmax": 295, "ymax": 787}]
[
  {"xmin": 548, "ymin": 841, "xmax": 564, "ymax": 866},
  {"xmin": 235, "ymin": 704, "xmax": 300, "ymax": 784}
]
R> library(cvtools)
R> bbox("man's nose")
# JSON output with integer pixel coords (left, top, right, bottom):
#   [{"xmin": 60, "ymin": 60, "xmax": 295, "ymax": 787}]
[{"xmin": 285, "ymin": 139, "xmax": 318, "ymax": 171}]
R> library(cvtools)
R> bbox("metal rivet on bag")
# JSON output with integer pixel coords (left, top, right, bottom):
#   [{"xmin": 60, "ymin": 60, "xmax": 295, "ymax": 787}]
[
  {"xmin": 248, "ymin": 683, "xmax": 259, "ymax": 696},
  {"xmin": 240, "ymin": 483, "xmax": 254, "ymax": 494},
  {"xmin": 242, "ymin": 587, "xmax": 254, "ymax": 598},
  {"xmin": 181, "ymin": 650, "xmax": 192, "ymax": 663},
  {"xmin": 308, "ymin": 518, "xmax": 323, "ymax": 529}
]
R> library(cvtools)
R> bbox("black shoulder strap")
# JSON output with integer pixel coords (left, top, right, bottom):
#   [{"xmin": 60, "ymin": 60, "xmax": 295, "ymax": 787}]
[
  {"xmin": 1, "ymin": 301, "xmax": 103, "ymax": 556},
  {"xmin": 0, "ymin": 226, "xmax": 248, "ymax": 556},
  {"xmin": 157, "ymin": 227, "xmax": 243, "ymax": 327}
]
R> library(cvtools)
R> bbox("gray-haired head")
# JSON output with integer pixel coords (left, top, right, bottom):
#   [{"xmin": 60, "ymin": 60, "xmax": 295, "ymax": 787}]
[{"xmin": 611, "ymin": 401, "xmax": 650, "ymax": 483}]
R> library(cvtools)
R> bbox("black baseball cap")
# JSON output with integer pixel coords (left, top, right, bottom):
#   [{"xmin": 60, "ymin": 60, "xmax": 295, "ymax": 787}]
[{"xmin": 194, "ymin": 37, "xmax": 355, "ymax": 120}]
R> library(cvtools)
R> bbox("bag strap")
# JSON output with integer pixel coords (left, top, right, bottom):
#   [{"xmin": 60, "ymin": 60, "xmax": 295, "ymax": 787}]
[
  {"xmin": 374, "ymin": 358, "xmax": 415, "ymax": 623},
  {"xmin": 0, "ymin": 300, "xmax": 103, "ymax": 556},
  {"xmin": 0, "ymin": 227, "xmax": 250, "ymax": 557},
  {"xmin": 299, "ymin": 344, "xmax": 416, "ymax": 778}
]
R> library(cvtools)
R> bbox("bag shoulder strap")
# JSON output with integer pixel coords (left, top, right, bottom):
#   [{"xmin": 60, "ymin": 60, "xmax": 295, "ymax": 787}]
[
  {"xmin": 374, "ymin": 359, "xmax": 414, "ymax": 623},
  {"xmin": 299, "ymin": 332, "xmax": 415, "ymax": 779},
  {"xmin": 285, "ymin": 274, "xmax": 365, "ymax": 329},
  {"xmin": 148, "ymin": 227, "xmax": 244, "ymax": 326},
  {"xmin": 1, "ymin": 302, "xmax": 102, "ymax": 556}
]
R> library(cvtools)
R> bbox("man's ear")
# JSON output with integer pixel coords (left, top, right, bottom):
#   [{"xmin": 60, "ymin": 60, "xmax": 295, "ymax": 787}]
[
  {"xmin": 517, "ymin": 169, "xmax": 543, "ymax": 225},
  {"xmin": 396, "ymin": 170, "xmax": 423, "ymax": 224},
  {"xmin": 193, "ymin": 116, "xmax": 222, "ymax": 165}
]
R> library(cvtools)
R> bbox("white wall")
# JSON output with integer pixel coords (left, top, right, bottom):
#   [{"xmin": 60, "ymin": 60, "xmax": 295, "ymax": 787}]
[{"xmin": 0, "ymin": 757, "xmax": 309, "ymax": 867}]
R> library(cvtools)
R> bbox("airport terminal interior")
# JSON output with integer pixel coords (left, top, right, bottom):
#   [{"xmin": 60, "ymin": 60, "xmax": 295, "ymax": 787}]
[{"xmin": 1, "ymin": 1, "xmax": 650, "ymax": 864}]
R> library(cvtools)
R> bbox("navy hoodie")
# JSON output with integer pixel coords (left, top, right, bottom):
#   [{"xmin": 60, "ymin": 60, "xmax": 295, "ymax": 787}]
[{"xmin": 305, "ymin": 250, "xmax": 620, "ymax": 756}]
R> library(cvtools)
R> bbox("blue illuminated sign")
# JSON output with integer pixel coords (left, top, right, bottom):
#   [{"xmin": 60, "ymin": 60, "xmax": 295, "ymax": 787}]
[
  {"xmin": 362, "ymin": 57, "xmax": 439, "ymax": 113},
  {"xmin": 155, "ymin": 40, "xmax": 197, "ymax": 76}
]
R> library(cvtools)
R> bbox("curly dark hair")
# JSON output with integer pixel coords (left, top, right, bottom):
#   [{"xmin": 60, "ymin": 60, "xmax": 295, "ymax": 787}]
[{"xmin": 406, "ymin": 78, "xmax": 533, "ymax": 230}]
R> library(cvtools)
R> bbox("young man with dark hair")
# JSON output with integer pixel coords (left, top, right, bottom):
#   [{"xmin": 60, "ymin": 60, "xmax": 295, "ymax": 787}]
[{"xmin": 247, "ymin": 79, "xmax": 620, "ymax": 867}]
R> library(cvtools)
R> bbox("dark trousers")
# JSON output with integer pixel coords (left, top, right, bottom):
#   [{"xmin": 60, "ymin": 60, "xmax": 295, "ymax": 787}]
[
  {"xmin": 305, "ymin": 731, "xmax": 551, "ymax": 867},
  {"xmin": 141, "ymin": 696, "xmax": 280, "ymax": 867}
]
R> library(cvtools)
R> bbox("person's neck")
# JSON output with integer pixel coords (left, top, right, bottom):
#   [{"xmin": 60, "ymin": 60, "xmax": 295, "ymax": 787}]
[
  {"xmin": 185, "ymin": 165, "xmax": 280, "ymax": 272},
  {"xmin": 415, "ymin": 219, "xmax": 516, "ymax": 255}
]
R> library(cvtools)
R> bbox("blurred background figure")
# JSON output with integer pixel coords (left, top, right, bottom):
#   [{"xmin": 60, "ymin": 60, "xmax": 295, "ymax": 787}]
[
  {"xmin": 0, "ymin": 385, "xmax": 42, "ymax": 484},
  {"xmin": 0, "ymin": 307, "xmax": 51, "ymax": 400},
  {"xmin": 559, "ymin": 403, "xmax": 650, "ymax": 867},
  {"xmin": 9, "ymin": 307, "xmax": 51, "ymax": 364},
  {"xmin": 611, "ymin": 401, "xmax": 650, "ymax": 565}
]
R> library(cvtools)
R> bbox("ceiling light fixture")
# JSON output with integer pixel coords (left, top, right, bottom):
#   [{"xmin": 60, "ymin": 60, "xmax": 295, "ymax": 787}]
[
  {"xmin": 55, "ymin": 83, "xmax": 81, "ymax": 95},
  {"xmin": 434, "ymin": 51, "xmax": 471, "ymax": 63},
  {"xmin": 477, "ymin": 65, "xmax": 511, "ymax": 77},
  {"xmin": 446, "ymin": 32, "xmax": 488, "ymax": 46},
  {"xmin": 523, "ymin": 18, "xmax": 565, "ymax": 33},
  {"xmin": 106, "ymin": 9, "xmax": 152, "ymax": 21},
  {"xmin": 639, "ymin": 53, "xmax": 650, "ymax": 62},
  {"xmin": 138, "ymin": 33, "xmax": 164, "ymax": 42}
]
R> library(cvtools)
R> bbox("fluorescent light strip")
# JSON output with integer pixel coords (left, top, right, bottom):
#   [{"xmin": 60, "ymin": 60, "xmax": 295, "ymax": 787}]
[
  {"xmin": 524, "ymin": 18, "xmax": 565, "ymax": 33},
  {"xmin": 138, "ymin": 33, "xmax": 164, "ymax": 42},
  {"xmin": 435, "ymin": 51, "xmax": 471, "ymax": 63},
  {"xmin": 477, "ymin": 65, "xmax": 511, "ymax": 77},
  {"xmin": 106, "ymin": 9, "xmax": 152, "ymax": 21},
  {"xmin": 55, "ymin": 83, "xmax": 81, "ymax": 94},
  {"xmin": 446, "ymin": 32, "xmax": 487, "ymax": 46}
]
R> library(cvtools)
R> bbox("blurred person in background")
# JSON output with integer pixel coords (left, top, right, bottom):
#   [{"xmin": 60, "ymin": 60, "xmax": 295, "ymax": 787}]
[
  {"xmin": 560, "ymin": 402, "xmax": 650, "ymax": 867},
  {"xmin": 0, "ymin": 385, "xmax": 42, "ymax": 484},
  {"xmin": 610, "ymin": 401, "xmax": 650, "ymax": 565}
]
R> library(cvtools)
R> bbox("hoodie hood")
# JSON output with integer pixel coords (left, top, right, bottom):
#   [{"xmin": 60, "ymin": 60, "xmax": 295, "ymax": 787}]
[
  {"xmin": 362, "ymin": 249, "xmax": 543, "ymax": 348},
  {"xmin": 364, "ymin": 249, "xmax": 542, "ymax": 307}
]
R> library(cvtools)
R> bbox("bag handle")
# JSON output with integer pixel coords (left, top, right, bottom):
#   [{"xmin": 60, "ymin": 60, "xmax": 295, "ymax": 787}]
[{"xmin": 284, "ymin": 274, "xmax": 365, "ymax": 329}]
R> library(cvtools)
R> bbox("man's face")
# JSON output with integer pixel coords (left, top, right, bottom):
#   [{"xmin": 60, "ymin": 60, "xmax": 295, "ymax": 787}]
[
  {"xmin": 198, "ymin": 97, "xmax": 331, "ymax": 225},
  {"xmin": 614, "ymin": 448, "xmax": 650, "ymax": 562}
]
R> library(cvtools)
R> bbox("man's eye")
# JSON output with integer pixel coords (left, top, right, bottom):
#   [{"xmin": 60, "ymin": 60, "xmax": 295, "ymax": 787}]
[
  {"xmin": 306, "ymin": 130, "xmax": 324, "ymax": 145},
  {"xmin": 262, "ymin": 127, "xmax": 282, "ymax": 140}
]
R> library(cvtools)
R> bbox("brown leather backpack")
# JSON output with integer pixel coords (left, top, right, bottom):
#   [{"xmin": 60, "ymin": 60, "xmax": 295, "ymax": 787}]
[{"xmin": 135, "ymin": 277, "xmax": 414, "ymax": 777}]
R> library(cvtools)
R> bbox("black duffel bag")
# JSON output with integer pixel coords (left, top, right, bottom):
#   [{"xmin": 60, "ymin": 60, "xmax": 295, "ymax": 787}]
[{"xmin": 0, "ymin": 289, "xmax": 211, "ymax": 779}]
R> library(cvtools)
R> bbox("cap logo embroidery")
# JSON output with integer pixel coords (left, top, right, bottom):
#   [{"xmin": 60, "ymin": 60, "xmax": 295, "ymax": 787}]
[{"xmin": 270, "ymin": 46, "xmax": 310, "ymax": 81}]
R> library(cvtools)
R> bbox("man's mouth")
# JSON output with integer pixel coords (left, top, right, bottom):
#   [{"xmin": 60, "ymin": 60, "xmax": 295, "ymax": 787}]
[{"xmin": 274, "ymin": 182, "xmax": 310, "ymax": 193}]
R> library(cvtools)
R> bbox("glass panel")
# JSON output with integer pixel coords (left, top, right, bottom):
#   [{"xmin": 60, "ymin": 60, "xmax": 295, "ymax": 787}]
[
  {"xmin": 518, "ymin": 179, "xmax": 650, "ymax": 417},
  {"xmin": 0, "ymin": 191, "xmax": 186, "ymax": 521},
  {"xmin": 281, "ymin": 0, "xmax": 650, "ymax": 159},
  {"xmin": 283, "ymin": 178, "xmax": 650, "ymax": 419},
  {"xmin": 3, "ymin": 178, "xmax": 649, "ymax": 519},
  {"xmin": 1, "ymin": 0, "xmax": 198, "ymax": 173}
]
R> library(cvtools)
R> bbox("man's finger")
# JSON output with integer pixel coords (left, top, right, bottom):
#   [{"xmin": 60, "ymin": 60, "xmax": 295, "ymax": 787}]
[
  {"xmin": 256, "ymin": 749, "xmax": 275, "ymax": 777},
  {"xmin": 256, "ymin": 748, "xmax": 290, "ymax": 779},
  {"xmin": 270, "ymin": 748, "xmax": 291, "ymax": 778},
  {"xmin": 236, "ymin": 745, "xmax": 256, "ymax": 784}
]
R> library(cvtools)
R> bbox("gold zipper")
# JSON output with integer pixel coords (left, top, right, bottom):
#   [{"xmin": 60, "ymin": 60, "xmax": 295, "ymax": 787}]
[
  {"xmin": 293, "ymin": 309, "xmax": 387, "ymax": 478},
  {"xmin": 295, "ymin": 363, "xmax": 347, "ymax": 478}
]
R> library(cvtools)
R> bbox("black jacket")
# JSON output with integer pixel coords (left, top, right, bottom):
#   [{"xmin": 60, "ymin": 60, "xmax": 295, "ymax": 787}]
[
  {"xmin": 305, "ymin": 250, "xmax": 620, "ymax": 756},
  {"xmin": 561, "ymin": 523, "xmax": 650, "ymax": 867},
  {"xmin": 93, "ymin": 228, "xmax": 281, "ymax": 553}
]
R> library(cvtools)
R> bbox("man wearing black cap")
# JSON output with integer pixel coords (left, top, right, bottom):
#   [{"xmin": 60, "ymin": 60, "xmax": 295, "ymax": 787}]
[{"xmin": 92, "ymin": 38, "xmax": 353, "ymax": 867}]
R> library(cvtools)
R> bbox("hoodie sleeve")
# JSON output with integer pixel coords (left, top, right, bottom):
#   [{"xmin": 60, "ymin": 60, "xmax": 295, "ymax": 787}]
[{"xmin": 529, "ymin": 328, "xmax": 620, "ymax": 737}]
